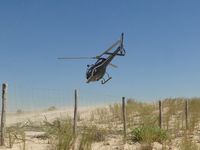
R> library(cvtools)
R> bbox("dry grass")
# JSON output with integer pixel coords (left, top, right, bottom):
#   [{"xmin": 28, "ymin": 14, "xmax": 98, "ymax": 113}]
[
  {"xmin": 4, "ymin": 97, "xmax": 200, "ymax": 149},
  {"xmin": 180, "ymin": 131, "xmax": 199, "ymax": 150},
  {"xmin": 79, "ymin": 125, "xmax": 107, "ymax": 150}
]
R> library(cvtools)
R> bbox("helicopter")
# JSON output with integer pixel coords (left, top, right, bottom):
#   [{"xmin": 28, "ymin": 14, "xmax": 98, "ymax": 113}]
[{"xmin": 58, "ymin": 33, "xmax": 126, "ymax": 84}]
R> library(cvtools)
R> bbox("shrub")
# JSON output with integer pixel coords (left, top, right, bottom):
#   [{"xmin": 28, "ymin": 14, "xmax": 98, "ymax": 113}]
[
  {"xmin": 42, "ymin": 117, "xmax": 73, "ymax": 150},
  {"xmin": 131, "ymin": 126, "xmax": 168, "ymax": 144},
  {"xmin": 109, "ymin": 103, "xmax": 121, "ymax": 121},
  {"xmin": 180, "ymin": 134, "xmax": 198, "ymax": 150},
  {"xmin": 7, "ymin": 123, "xmax": 26, "ymax": 148},
  {"xmin": 16, "ymin": 109, "xmax": 23, "ymax": 114},
  {"xmin": 47, "ymin": 106, "xmax": 57, "ymax": 111},
  {"xmin": 79, "ymin": 125, "xmax": 106, "ymax": 150}
]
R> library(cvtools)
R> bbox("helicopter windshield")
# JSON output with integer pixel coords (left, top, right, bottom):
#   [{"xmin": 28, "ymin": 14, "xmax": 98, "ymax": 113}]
[
  {"xmin": 95, "ymin": 58, "xmax": 106, "ymax": 65},
  {"xmin": 86, "ymin": 58, "xmax": 106, "ymax": 79},
  {"xmin": 86, "ymin": 65, "xmax": 93, "ymax": 79}
]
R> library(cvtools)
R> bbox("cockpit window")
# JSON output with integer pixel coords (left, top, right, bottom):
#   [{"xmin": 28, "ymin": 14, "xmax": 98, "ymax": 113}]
[
  {"xmin": 86, "ymin": 66, "xmax": 93, "ymax": 79},
  {"xmin": 95, "ymin": 58, "xmax": 106, "ymax": 65}
]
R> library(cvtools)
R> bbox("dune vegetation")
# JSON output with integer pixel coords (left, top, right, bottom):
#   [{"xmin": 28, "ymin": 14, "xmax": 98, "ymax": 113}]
[{"xmin": 2, "ymin": 98, "xmax": 200, "ymax": 150}]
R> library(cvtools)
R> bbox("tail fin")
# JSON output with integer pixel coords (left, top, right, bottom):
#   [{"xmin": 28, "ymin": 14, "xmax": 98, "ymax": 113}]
[{"xmin": 120, "ymin": 32, "xmax": 126, "ymax": 56}]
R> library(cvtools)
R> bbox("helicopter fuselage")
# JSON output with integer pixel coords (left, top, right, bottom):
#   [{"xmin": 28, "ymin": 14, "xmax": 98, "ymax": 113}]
[
  {"xmin": 86, "ymin": 58, "xmax": 107, "ymax": 83},
  {"xmin": 86, "ymin": 46, "xmax": 123, "ymax": 83}
]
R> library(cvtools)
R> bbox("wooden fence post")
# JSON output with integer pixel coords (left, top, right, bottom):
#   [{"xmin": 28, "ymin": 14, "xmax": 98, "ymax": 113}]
[
  {"xmin": 122, "ymin": 97, "xmax": 127, "ymax": 143},
  {"xmin": 73, "ymin": 89, "xmax": 78, "ymax": 137},
  {"xmin": 159, "ymin": 100, "xmax": 162, "ymax": 129},
  {"xmin": 1, "ymin": 83, "xmax": 8, "ymax": 146},
  {"xmin": 185, "ymin": 99, "xmax": 188, "ymax": 130}
]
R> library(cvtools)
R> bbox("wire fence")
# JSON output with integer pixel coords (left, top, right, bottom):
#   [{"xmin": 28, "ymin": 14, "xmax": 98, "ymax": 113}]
[
  {"xmin": 1, "ymin": 83, "xmax": 200, "ymax": 148},
  {"xmin": 6, "ymin": 84, "xmax": 122, "ymax": 112},
  {"xmin": 1, "ymin": 83, "xmax": 200, "ymax": 129}
]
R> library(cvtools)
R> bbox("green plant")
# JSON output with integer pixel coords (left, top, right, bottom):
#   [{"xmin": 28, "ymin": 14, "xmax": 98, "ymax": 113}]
[
  {"xmin": 109, "ymin": 103, "xmax": 122, "ymax": 121},
  {"xmin": 16, "ymin": 109, "xmax": 24, "ymax": 114},
  {"xmin": 79, "ymin": 125, "xmax": 106, "ymax": 150},
  {"xmin": 180, "ymin": 133, "xmax": 198, "ymax": 150},
  {"xmin": 47, "ymin": 106, "xmax": 57, "ymax": 111},
  {"xmin": 188, "ymin": 98, "xmax": 200, "ymax": 131},
  {"xmin": 131, "ymin": 126, "xmax": 168, "ymax": 144},
  {"xmin": 95, "ymin": 107, "xmax": 110, "ymax": 123},
  {"xmin": 6, "ymin": 123, "xmax": 27, "ymax": 148},
  {"xmin": 42, "ymin": 117, "xmax": 73, "ymax": 150},
  {"xmin": 7, "ymin": 130, "xmax": 15, "ymax": 148}
]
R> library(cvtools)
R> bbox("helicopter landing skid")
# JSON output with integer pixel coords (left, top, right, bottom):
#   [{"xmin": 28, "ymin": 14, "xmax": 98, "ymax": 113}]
[
  {"xmin": 101, "ymin": 77, "xmax": 112, "ymax": 84},
  {"xmin": 101, "ymin": 72, "xmax": 112, "ymax": 84}
]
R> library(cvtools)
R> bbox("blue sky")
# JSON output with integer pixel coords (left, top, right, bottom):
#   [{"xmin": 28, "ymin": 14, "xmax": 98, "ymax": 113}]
[{"xmin": 0, "ymin": 0, "xmax": 200, "ymax": 109}]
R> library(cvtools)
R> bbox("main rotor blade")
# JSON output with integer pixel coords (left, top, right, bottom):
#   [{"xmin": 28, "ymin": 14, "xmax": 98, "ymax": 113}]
[
  {"xmin": 57, "ymin": 57, "xmax": 97, "ymax": 60},
  {"xmin": 57, "ymin": 57, "xmax": 96, "ymax": 59},
  {"xmin": 97, "ymin": 39, "xmax": 121, "ymax": 58}
]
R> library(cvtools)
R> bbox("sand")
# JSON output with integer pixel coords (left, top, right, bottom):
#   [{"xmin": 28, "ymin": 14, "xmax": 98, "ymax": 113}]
[
  {"xmin": 2, "ymin": 105, "xmax": 200, "ymax": 150},
  {"xmin": 2, "ymin": 106, "xmax": 97, "ymax": 150}
]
